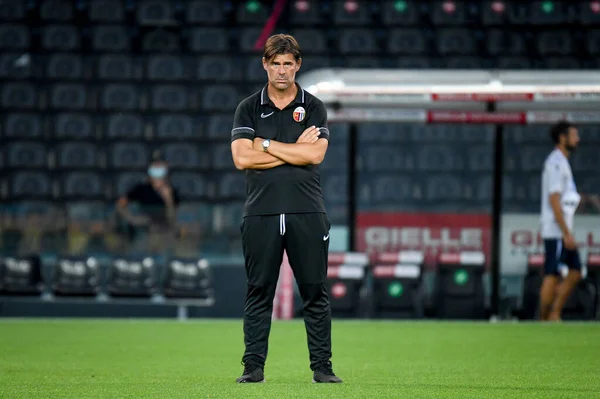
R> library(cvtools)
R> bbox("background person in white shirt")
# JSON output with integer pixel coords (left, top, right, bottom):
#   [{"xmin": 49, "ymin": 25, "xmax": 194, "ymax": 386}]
[{"xmin": 539, "ymin": 121, "xmax": 582, "ymax": 321}]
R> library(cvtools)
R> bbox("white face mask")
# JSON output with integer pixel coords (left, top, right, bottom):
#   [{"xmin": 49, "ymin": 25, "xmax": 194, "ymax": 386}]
[{"xmin": 148, "ymin": 166, "xmax": 167, "ymax": 179}]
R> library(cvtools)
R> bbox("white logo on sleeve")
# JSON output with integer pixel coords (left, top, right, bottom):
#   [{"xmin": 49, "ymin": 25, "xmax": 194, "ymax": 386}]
[
  {"xmin": 323, "ymin": 234, "xmax": 330, "ymax": 241},
  {"xmin": 260, "ymin": 112, "xmax": 274, "ymax": 118}
]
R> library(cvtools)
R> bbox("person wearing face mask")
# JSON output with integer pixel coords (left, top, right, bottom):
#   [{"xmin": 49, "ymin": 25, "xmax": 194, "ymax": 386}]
[{"xmin": 115, "ymin": 151, "xmax": 181, "ymax": 298}]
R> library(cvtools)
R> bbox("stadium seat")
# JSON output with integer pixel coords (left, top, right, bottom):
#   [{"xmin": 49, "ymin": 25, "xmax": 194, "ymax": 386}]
[
  {"xmin": 371, "ymin": 251, "xmax": 424, "ymax": 318},
  {"xmin": 46, "ymin": 54, "xmax": 83, "ymax": 80},
  {"xmin": 0, "ymin": 1, "xmax": 25, "ymax": 21},
  {"xmin": 215, "ymin": 202, "xmax": 245, "ymax": 235},
  {"xmin": 8, "ymin": 171, "xmax": 53, "ymax": 199},
  {"xmin": 431, "ymin": 0, "xmax": 466, "ymax": 25},
  {"xmin": 586, "ymin": 30, "xmax": 600, "ymax": 55},
  {"xmin": 245, "ymin": 56, "xmax": 266, "ymax": 82},
  {"xmin": 468, "ymin": 145, "xmax": 494, "ymax": 171},
  {"xmin": 537, "ymin": 31, "xmax": 572, "ymax": 55},
  {"xmin": 159, "ymin": 143, "xmax": 209, "ymax": 170},
  {"xmin": 0, "ymin": 24, "xmax": 29, "ymax": 49},
  {"xmin": 212, "ymin": 143, "xmax": 235, "ymax": 170},
  {"xmin": 92, "ymin": 26, "xmax": 130, "ymax": 52},
  {"xmin": 434, "ymin": 252, "xmax": 486, "ymax": 319},
  {"xmin": 101, "ymin": 84, "xmax": 140, "ymax": 111},
  {"xmin": 170, "ymin": 172, "xmax": 208, "ymax": 200},
  {"xmin": 142, "ymin": 29, "xmax": 180, "ymax": 52},
  {"xmin": 326, "ymin": 252, "xmax": 369, "ymax": 317},
  {"xmin": 372, "ymin": 176, "xmax": 412, "ymax": 203},
  {"xmin": 239, "ymin": 27, "xmax": 262, "ymax": 53},
  {"xmin": 364, "ymin": 145, "xmax": 414, "ymax": 171},
  {"xmin": 417, "ymin": 146, "xmax": 464, "ymax": 171},
  {"xmin": 217, "ymin": 172, "xmax": 246, "ymax": 199},
  {"xmin": 381, "ymin": 0, "xmax": 419, "ymax": 25},
  {"xmin": 206, "ymin": 114, "xmax": 232, "ymax": 140},
  {"xmin": 154, "ymin": 114, "xmax": 196, "ymax": 140},
  {"xmin": 151, "ymin": 84, "xmax": 189, "ymax": 111},
  {"xmin": 0, "ymin": 255, "xmax": 44, "ymax": 295},
  {"xmin": 290, "ymin": 29, "xmax": 327, "ymax": 54},
  {"xmin": 320, "ymin": 147, "xmax": 347, "ymax": 171},
  {"xmin": 288, "ymin": 0, "xmax": 322, "ymax": 25},
  {"xmin": 236, "ymin": 1, "xmax": 269, "ymax": 25},
  {"xmin": 1, "ymin": 83, "xmax": 37, "ymax": 109},
  {"xmin": 338, "ymin": 29, "xmax": 378, "ymax": 54},
  {"xmin": 426, "ymin": 175, "xmax": 463, "ymax": 201},
  {"xmin": 388, "ymin": 29, "xmax": 427, "ymax": 54},
  {"xmin": 332, "ymin": 0, "xmax": 371, "ymax": 25},
  {"xmin": 50, "ymin": 83, "xmax": 88, "ymax": 110},
  {"xmin": 189, "ymin": 28, "xmax": 229, "ymax": 53},
  {"xmin": 40, "ymin": 0, "xmax": 73, "ymax": 21},
  {"xmin": 53, "ymin": 113, "xmax": 94, "ymax": 140},
  {"xmin": 198, "ymin": 55, "xmax": 239, "ymax": 81},
  {"xmin": 507, "ymin": 2, "xmax": 528, "ymax": 25},
  {"xmin": 529, "ymin": 1, "xmax": 565, "ymax": 25},
  {"xmin": 321, "ymin": 174, "xmax": 347, "ymax": 203},
  {"xmin": 41, "ymin": 24, "xmax": 79, "ymax": 51},
  {"xmin": 52, "ymin": 256, "xmax": 100, "ymax": 296},
  {"xmin": 518, "ymin": 145, "xmax": 548, "ymax": 172},
  {"xmin": 97, "ymin": 55, "xmax": 134, "ymax": 81},
  {"xmin": 106, "ymin": 256, "xmax": 155, "ymax": 297},
  {"xmin": 4, "ymin": 113, "xmax": 43, "ymax": 139},
  {"xmin": 163, "ymin": 257, "xmax": 212, "ymax": 299},
  {"xmin": 61, "ymin": 172, "xmax": 105, "ymax": 199},
  {"xmin": 88, "ymin": 0, "xmax": 125, "ymax": 22},
  {"xmin": 0, "ymin": 53, "xmax": 32, "ymax": 79},
  {"xmin": 437, "ymin": 28, "xmax": 476, "ymax": 54},
  {"xmin": 106, "ymin": 113, "xmax": 144, "ymax": 140},
  {"xmin": 55, "ymin": 142, "xmax": 102, "ymax": 169},
  {"xmin": 481, "ymin": 0, "xmax": 509, "ymax": 25},
  {"xmin": 4, "ymin": 141, "xmax": 48, "ymax": 169},
  {"xmin": 137, "ymin": 0, "xmax": 175, "ymax": 26},
  {"xmin": 108, "ymin": 142, "xmax": 149, "ymax": 170},
  {"xmin": 186, "ymin": 1, "xmax": 224, "ymax": 24},
  {"xmin": 147, "ymin": 55, "xmax": 186, "ymax": 81},
  {"xmin": 113, "ymin": 172, "xmax": 147, "ymax": 197},
  {"xmin": 201, "ymin": 85, "xmax": 238, "ymax": 111},
  {"xmin": 177, "ymin": 202, "xmax": 213, "ymax": 234}
]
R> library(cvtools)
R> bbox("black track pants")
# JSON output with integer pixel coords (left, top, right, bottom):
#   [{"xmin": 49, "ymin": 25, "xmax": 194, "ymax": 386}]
[{"xmin": 240, "ymin": 212, "xmax": 331, "ymax": 371}]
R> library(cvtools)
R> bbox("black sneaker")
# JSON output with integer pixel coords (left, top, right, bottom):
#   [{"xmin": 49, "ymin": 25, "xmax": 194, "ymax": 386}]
[
  {"xmin": 312, "ymin": 361, "xmax": 343, "ymax": 383},
  {"xmin": 236, "ymin": 361, "xmax": 265, "ymax": 383}
]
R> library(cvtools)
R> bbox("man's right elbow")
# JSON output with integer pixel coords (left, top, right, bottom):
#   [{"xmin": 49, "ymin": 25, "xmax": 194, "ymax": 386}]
[{"xmin": 232, "ymin": 156, "xmax": 247, "ymax": 170}]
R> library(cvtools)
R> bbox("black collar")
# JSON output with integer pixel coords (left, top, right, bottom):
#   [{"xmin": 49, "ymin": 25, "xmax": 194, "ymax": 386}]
[{"xmin": 260, "ymin": 82, "xmax": 305, "ymax": 106}]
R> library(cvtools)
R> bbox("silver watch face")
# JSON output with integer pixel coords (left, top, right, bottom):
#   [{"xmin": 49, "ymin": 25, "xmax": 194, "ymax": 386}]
[{"xmin": 262, "ymin": 139, "xmax": 270, "ymax": 149}]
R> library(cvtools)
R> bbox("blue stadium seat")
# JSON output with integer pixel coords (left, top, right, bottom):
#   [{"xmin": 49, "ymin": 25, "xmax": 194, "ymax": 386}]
[
  {"xmin": 50, "ymin": 83, "xmax": 88, "ymax": 110},
  {"xmin": 4, "ymin": 142, "xmax": 48, "ymax": 169},
  {"xmin": 587, "ymin": 30, "xmax": 600, "ymax": 55},
  {"xmin": 212, "ymin": 143, "xmax": 235, "ymax": 170},
  {"xmin": 431, "ymin": 1, "xmax": 466, "ymax": 25},
  {"xmin": 106, "ymin": 113, "xmax": 144, "ymax": 140},
  {"xmin": 206, "ymin": 114, "xmax": 232, "ymax": 140},
  {"xmin": 582, "ymin": 3, "xmax": 600, "ymax": 25},
  {"xmin": 186, "ymin": 1, "xmax": 224, "ymax": 25},
  {"xmin": 147, "ymin": 55, "xmax": 186, "ymax": 81},
  {"xmin": 320, "ymin": 146, "xmax": 347, "ymax": 171},
  {"xmin": 426, "ymin": 175, "xmax": 463, "ymax": 201},
  {"xmin": 113, "ymin": 172, "xmax": 147, "ymax": 197},
  {"xmin": 142, "ymin": 30, "xmax": 179, "ymax": 52},
  {"xmin": 217, "ymin": 172, "xmax": 245, "ymax": 199},
  {"xmin": 572, "ymin": 148, "xmax": 599, "ymax": 173},
  {"xmin": 239, "ymin": 27, "xmax": 262, "ymax": 53},
  {"xmin": 88, "ymin": 0, "xmax": 125, "ymax": 22},
  {"xmin": 198, "ymin": 55, "xmax": 239, "ymax": 81},
  {"xmin": 363, "ymin": 145, "xmax": 414, "ymax": 172},
  {"xmin": 0, "ymin": 53, "xmax": 32, "ymax": 79},
  {"xmin": 159, "ymin": 143, "xmax": 209, "ymax": 170},
  {"xmin": 40, "ymin": 0, "xmax": 74, "ymax": 21},
  {"xmin": 0, "ymin": 1, "xmax": 25, "ymax": 21},
  {"xmin": 92, "ymin": 26, "xmax": 130, "ymax": 52},
  {"xmin": 97, "ymin": 55, "xmax": 134, "ymax": 81},
  {"xmin": 55, "ymin": 142, "xmax": 101, "ymax": 169},
  {"xmin": 54, "ymin": 113, "xmax": 95, "ymax": 140},
  {"xmin": 388, "ymin": 29, "xmax": 427, "ymax": 54},
  {"xmin": 4, "ymin": 113, "xmax": 43, "ymax": 139},
  {"xmin": 61, "ymin": 172, "xmax": 105, "ymax": 199},
  {"xmin": 1, "ymin": 83, "xmax": 36, "ymax": 109},
  {"xmin": 417, "ymin": 145, "xmax": 464, "ymax": 171},
  {"xmin": 537, "ymin": 31, "xmax": 572, "ymax": 55},
  {"xmin": 358, "ymin": 123, "xmax": 409, "ymax": 142},
  {"xmin": 236, "ymin": 1, "xmax": 269, "ymax": 25},
  {"xmin": 177, "ymin": 202, "xmax": 212, "ymax": 232},
  {"xmin": 474, "ymin": 175, "xmax": 492, "ymax": 202},
  {"xmin": 170, "ymin": 172, "xmax": 208, "ymax": 200},
  {"xmin": 322, "ymin": 174, "xmax": 347, "ymax": 204},
  {"xmin": 189, "ymin": 28, "xmax": 229, "ymax": 53},
  {"xmin": 41, "ymin": 24, "xmax": 80, "ymax": 51},
  {"xmin": 381, "ymin": 0, "xmax": 419, "ymax": 25},
  {"xmin": 151, "ymin": 84, "xmax": 189, "ymax": 111},
  {"xmin": 101, "ymin": 84, "xmax": 140, "ymax": 111},
  {"xmin": 46, "ymin": 54, "xmax": 83, "ymax": 80},
  {"xmin": 201, "ymin": 85, "xmax": 238, "ymax": 111},
  {"xmin": 245, "ymin": 56, "xmax": 266, "ymax": 82},
  {"xmin": 519, "ymin": 146, "xmax": 548, "ymax": 172},
  {"xmin": 108, "ymin": 142, "xmax": 149, "ymax": 170},
  {"xmin": 481, "ymin": 0, "xmax": 509, "ymax": 25},
  {"xmin": 333, "ymin": 0, "xmax": 371, "ymax": 25},
  {"xmin": 289, "ymin": 0, "xmax": 322, "ymax": 25},
  {"xmin": 290, "ymin": 29, "xmax": 328, "ymax": 54},
  {"xmin": 8, "ymin": 171, "xmax": 53, "ymax": 199},
  {"xmin": 0, "ymin": 24, "xmax": 29, "ymax": 49},
  {"xmin": 372, "ymin": 176, "xmax": 413, "ymax": 203},
  {"xmin": 137, "ymin": 0, "xmax": 175, "ymax": 26},
  {"xmin": 338, "ymin": 29, "xmax": 378, "ymax": 54},
  {"xmin": 437, "ymin": 29, "xmax": 476, "ymax": 54},
  {"xmin": 468, "ymin": 146, "xmax": 494, "ymax": 171},
  {"xmin": 530, "ymin": 1, "xmax": 565, "ymax": 25},
  {"xmin": 154, "ymin": 114, "xmax": 196, "ymax": 140}
]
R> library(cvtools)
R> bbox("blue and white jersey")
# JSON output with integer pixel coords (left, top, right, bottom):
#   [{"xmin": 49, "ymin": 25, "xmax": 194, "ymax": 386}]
[{"xmin": 540, "ymin": 148, "xmax": 581, "ymax": 238}]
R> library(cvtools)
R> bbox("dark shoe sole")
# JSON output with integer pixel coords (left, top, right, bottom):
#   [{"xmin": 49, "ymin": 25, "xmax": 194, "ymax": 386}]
[{"xmin": 236, "ymin": 378, "xmax": 266, "ymax": 383}]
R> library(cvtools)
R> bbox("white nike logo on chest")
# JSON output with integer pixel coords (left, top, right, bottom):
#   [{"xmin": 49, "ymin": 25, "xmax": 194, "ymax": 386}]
[{"xmin": 261, "ymin": 112, "xmax": 274, "ymax": 118}]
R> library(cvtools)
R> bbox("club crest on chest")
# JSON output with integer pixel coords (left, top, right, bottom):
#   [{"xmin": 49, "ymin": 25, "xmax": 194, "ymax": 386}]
[{"xmin": 293, "ymin": 106, "xmax": 306, "ymax": 122}]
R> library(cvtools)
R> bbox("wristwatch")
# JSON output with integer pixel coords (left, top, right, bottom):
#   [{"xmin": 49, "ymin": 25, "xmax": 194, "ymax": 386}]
[{"xmin": 262, "ymin": 139, "xmax": 271, "ymax": 152}]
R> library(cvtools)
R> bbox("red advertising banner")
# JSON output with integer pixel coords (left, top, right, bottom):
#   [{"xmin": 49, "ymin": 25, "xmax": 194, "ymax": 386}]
[{"xmin": 356, "ymin": 213, "xmax": 492, "ymax": 270}]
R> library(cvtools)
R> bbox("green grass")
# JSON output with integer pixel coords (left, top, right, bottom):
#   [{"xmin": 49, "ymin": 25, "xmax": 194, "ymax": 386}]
[{"xmin": 1, "ymin": 319, "xmax": 599, "ymax": 398}]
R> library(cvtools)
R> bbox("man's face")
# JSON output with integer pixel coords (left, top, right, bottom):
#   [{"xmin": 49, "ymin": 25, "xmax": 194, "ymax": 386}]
[
  {"xmin": 563, "ymin": 127, "xmax": 580, "ymax": 151},
  {"xmin": 263, "ymin": 53, "xmax": 301, "ymax": 91}
]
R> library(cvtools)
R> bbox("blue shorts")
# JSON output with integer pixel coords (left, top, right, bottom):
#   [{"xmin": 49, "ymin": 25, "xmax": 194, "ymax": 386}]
[{"xmin": 543, "ymin": 239, "xmax": 582, "ymax": 276}]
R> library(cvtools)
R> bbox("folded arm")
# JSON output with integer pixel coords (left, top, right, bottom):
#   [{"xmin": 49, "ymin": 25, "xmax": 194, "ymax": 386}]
[
  {"xmin": 231, "ymin": 138, "xmax": 285, "ymax": 170},
  {"xmin": 264, "ymin": 138, "xmax": 328, "ymax": 166}
]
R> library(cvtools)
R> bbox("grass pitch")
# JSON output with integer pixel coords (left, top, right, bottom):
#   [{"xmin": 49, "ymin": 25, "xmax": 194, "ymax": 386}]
[{"xmin": 1, "ymin": 319, "xmax": 599, "ymax": 398}]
